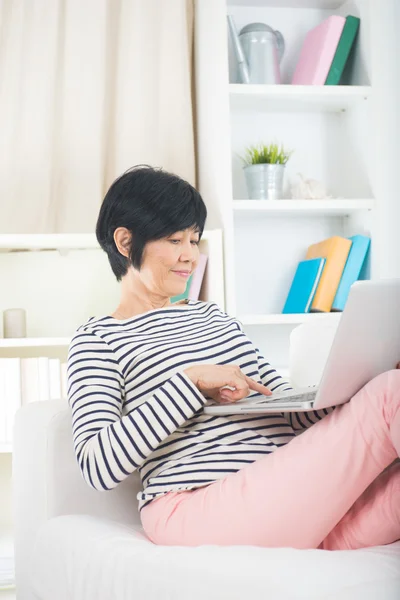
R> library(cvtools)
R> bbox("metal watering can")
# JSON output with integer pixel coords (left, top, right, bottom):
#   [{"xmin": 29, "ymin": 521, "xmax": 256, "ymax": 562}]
[{"xmin": 227, "ymin": 15, "xmax": 285, "ymax": 84}]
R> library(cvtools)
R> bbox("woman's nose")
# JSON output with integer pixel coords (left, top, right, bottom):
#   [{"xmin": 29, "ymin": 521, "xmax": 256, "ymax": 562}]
[{"xmin": 180, "ymin": 244, "xmax": 197, "ymax": 261}]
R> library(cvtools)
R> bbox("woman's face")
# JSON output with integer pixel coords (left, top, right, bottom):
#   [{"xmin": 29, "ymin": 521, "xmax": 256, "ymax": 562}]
[{"xmin": 138, "ymin": 228, "xmax": 200, "ymax": 297}]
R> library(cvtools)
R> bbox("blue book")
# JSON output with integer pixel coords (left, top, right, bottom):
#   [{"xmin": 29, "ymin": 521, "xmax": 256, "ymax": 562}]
[
  {"xmin": 331, "ymin": 235, "xmax": 371, "ymax": 311},
  {"xmin": 171, "ymin": 274, "xmax": 194, "ymax": 303},
  {"xmin": 282, "ymin": 258, "xmax": 326, "ymax": 314}
]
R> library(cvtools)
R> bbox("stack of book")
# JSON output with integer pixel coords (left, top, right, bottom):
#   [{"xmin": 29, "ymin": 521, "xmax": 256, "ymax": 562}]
[
  {"xmin": 0, "ymin": 357, "xmax": 68, "ymax": 445},
  {"xmin": 0, "ymin": 556, "xmax": 14, "ymax": 591},
  {"xmin": 171, "ymin": 253, "xmax": 208, "ymax": 303},
  {"xmin": 282, "ymin": 234, "xmax": 370, "ymax": 314},
  {"xmin": 292, "ymin": 15, "xmax": 361, "ymax": 85}
]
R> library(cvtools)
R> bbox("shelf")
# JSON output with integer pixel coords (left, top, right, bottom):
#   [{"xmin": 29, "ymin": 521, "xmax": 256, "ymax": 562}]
[
  {"xmin": 239, "ymin": 313, "xmax": 342, "ymax": 326},
  {"xmin": 0, "ymin": 230, "xmax": 220, "ymax": 253},
  {"xmin": 0, "ymin": 338, "xmax": 71, "ymax": 348},
  {"xmin": 233, "ymin": 199, "xmax": 374, "ymax": 216},
  {"xmin": 0, "ymin": 234, "xmax": 99, "ymax": 252},
  {"xmin": 228, "ymin": 0, "xmax": 345, "ymax": 7},
  {"xmin": 229, "ymin": 84, "xmax": 371, "ymax": 113}
]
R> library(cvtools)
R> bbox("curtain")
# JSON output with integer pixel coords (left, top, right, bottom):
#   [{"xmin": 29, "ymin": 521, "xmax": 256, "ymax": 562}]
[{"xmin": 0, "ymin": 0, "xmax": 195, "ymax": 233}]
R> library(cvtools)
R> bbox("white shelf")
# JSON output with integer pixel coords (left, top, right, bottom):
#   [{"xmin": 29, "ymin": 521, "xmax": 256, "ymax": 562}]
[
  {"xmin": 239, "ymin": 313, "xmax": 341, "ymax": 326},
  {"xmin": 233, "ymin": 199, "xmax": 374, "ymax": 216},
  {"xmin": 0, "ymin": 230, "xmax": 220, "ymax": 252},
  {"xmin": 229, "ymin": 84, "xmax": 371, "ymax": 113},
  {"xmin": 0, "ymin": 338, "xmax": 71, "ymax": 348},
  {"xmin": 0, "ymin": 234, "xmax": 99, "ymax": 252}
]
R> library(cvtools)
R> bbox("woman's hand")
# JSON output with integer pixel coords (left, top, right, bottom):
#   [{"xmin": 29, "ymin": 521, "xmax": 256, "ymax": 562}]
[{"xmin": 184, "ymin": 364, "xmax": 272, "ymax": 404}]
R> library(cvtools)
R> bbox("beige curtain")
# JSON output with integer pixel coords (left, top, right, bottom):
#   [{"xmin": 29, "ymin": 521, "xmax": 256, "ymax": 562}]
[{"xmin": 0, "ymin": 0, "xmax": 195, "ymax": 233}]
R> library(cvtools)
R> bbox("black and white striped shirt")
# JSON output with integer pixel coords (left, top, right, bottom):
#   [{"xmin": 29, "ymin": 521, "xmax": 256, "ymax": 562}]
[{"xmin": 68, "ymin": 300, "xmax": 330, "ymax": 511}]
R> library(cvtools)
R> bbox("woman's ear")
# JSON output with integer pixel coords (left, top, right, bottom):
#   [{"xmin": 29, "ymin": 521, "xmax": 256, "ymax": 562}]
[{"xmin": 113, "ymin": 227, "xmax": 132, "ymax": 258}]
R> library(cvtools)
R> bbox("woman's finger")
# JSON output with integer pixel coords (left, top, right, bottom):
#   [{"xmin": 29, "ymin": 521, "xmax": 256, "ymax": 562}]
[
  {"xmin": 219, "ymin": 379, "xmax": 249, "ymax": 402},
  {"xmin": 245, "ymin": 375, "xmax": 272, "ymax": 396}
]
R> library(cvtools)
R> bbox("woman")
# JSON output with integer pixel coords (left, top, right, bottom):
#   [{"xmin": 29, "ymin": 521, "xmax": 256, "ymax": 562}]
[{"xmin": 68, "ymin": 165, "xmax": 400, "ymax": 551}]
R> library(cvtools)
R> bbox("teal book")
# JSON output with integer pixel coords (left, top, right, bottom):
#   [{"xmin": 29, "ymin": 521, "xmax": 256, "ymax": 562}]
[
  {"xmin": 171, "ymin": 274, "xmax": 193, "ymax": 303},
  {"xmin": 282, "ymin": 258, "xmax": 326, "ymax": 314},
  {"xmin": 331, "ymin": 235, "xmax": 370, "ymax": 311},
  {"xmin": 325, "ymin": 15, "xmax": 360, "ymax": 85}
]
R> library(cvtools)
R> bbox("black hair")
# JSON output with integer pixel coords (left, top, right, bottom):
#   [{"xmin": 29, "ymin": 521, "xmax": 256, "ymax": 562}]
[{"xmin": 96, "ymin": 165, "xmax": 207, "ymax": 281}]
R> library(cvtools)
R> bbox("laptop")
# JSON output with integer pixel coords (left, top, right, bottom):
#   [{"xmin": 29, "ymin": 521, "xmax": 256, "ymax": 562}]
[{"xmin": 203, "ymin": 279, "xmax": 400, "ymax": 415}]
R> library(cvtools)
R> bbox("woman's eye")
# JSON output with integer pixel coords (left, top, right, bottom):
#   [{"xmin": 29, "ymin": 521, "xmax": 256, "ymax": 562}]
[{"xmin": 170, "ymin": 240, "xmax": 199, "ymax": 245}]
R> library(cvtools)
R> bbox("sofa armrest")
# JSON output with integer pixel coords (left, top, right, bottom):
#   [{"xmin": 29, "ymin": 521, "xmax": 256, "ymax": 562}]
[{"xmin": 13, "ymin": 400, "xmax": 142, "ymax": 599}]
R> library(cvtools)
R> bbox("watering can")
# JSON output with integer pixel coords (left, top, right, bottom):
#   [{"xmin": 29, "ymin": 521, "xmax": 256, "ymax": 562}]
[{"xmin": 227, "ymin": 15, "xmax": 285, "ymax": 84}]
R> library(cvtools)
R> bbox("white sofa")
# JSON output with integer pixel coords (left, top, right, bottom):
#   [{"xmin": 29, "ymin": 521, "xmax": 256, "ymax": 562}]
[{"xmin": 13, "ymin": 318, "xmax": 400, "ymax": 600}]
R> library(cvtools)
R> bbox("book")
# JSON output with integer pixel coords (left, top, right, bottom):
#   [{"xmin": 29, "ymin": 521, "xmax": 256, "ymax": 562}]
[
  {"xmin": 21, "ymin": 358, "xmax": 41, "ymax": 404},
  {"xmin": 0, "ymin": 363, "xmax": 6, "ymax": 444},
  {"xmin": 292, "ymin": 15, "xmax": 346, "ymax": 85},
  {"xmin": 37, "ymin": 357, "xmax": 50, "ymax": 401},
  {"xmin": 3, "ymin": 358, "xmax": 21, "ymax": 443},
  {"xmin": 188, "ymin": 253, "xmax": 208, "ymax": 300},
  {"xmin": 331, "ymin": 235, "xmax": 370, "ymax": 311},
  {"xmin": 21, "ymin": 357, "xmax": 51, "ymax": 402},
  {"xmin": 325, "ymin": 16, "xmax": 360, "ymax": 85},
  {"xmin": 306, "ymin": 236, "xmax": 352, "ymax": 312},
  {"xmin": 61, "ymin": 362, "xmax": 68, "ymax": 400},
  {"xmin": 282, "ymin": 258, "xmax": 326, "ymax": 314},
  {"xmin": 49, "ymin": 358, "xmax": 62, "ymax": 400},
  {"xmin": 171, "ymin": 274, "xmax": 194, "ymax": 303},
  {"xmin": 171, "ymin": 253, "xmax": 208, "ymax": 303}
]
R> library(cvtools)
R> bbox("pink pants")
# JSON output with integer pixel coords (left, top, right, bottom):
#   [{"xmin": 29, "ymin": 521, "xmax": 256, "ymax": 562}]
[{"xmin": 141, "ymin": 370, "xmax": 400, "ymax": 550}]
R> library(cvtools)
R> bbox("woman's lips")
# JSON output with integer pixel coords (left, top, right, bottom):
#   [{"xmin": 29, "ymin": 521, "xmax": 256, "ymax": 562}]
[{"xmin": 172, "ymin": 271, "xmax": 191, "ymax": 278}]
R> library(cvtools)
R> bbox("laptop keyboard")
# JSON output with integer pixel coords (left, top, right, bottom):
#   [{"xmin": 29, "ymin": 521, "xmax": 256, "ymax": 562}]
[{"xmin": 254, "ymin": 389, "xmax": 318, "ymax": 405}]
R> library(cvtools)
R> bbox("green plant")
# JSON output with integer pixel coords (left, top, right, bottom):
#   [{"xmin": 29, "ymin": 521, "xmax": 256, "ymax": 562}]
[{"xmin": 241, "ymin": 142, "xmax": 293, "ymax": 166}]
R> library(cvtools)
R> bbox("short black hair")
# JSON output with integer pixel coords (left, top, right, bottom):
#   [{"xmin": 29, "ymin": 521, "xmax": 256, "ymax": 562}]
[{"xmin": 96, "ymin": 165, "xmax": 207, "ymax": 281}]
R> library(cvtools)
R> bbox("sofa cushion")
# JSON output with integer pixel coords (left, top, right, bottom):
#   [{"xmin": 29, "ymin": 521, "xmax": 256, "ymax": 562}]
[{"xmin": 30, "ymin": 515, "xmax": 400, "ymax": 600}]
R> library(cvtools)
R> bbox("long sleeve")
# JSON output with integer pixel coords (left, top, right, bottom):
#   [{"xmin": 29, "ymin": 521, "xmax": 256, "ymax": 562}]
[
  {"xmin": 255, "ymin": 347, "xmax": 334, "ymax": 433},
  {"xmin": 67, "ymin": 330, "xmax": 207, "ymax": 491},
  {"xmin": 228, "ymin": 311, "xmax": 334, "ymax": 434}
]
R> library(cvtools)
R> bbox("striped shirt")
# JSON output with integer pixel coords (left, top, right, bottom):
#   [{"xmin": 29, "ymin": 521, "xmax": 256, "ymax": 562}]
[{"xmin": 68, "ymin": 300, "xmax": 331, "ymax": 511}]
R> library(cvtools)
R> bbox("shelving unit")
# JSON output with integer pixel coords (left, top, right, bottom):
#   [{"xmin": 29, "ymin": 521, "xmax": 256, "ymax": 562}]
[
  {"xmin": 229, "ymin": 83, "xmax": 371, "ymax": 112},
  {"xmin": 0, "ymin": 233, "xmax": 98, "ymax": 251},
  {"xmin": 195, "ymin": 0, "xmax": 399, "ymax": 368},
  {"xmin": 233, "ymin": 199, "xmax": 374, "ymax": 216},
  {"xmin": 0, "ymin": 229, "xmax": 224, "ymax": 596}
]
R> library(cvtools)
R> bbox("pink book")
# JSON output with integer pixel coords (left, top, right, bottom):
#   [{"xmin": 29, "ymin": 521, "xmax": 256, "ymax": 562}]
[
  {"xmin": 188, "ymin": 253, "xmax": 208, "ymax": 300},
  {"xmin": 292, "ymin": 15, "xmax": 346, "ymax": 85}
]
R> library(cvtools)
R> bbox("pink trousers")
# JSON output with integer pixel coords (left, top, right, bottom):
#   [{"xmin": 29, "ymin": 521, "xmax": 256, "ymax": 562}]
[{"xmin": 141, "ymin": 370, "xmax": 400, "ymax": 550}]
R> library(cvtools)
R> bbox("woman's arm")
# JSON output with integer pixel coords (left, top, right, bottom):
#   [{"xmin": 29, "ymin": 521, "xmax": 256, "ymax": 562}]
[
  {"xmin": 68, "ymin": 330, "xmax": 207, "ymax": 491},
  {"xmin": 254, "ymin": 347, "xmax": 335, "ymax": 433},
  {"xmin": 222, "ymin": 305, "xmax": 334, "ymax": 433}
]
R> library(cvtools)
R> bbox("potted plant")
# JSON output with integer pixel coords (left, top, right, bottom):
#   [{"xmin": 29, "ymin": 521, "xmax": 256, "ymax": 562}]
[{"xmin": 241, "ymin": 142, "xmax": 293, "ymax": 200}]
